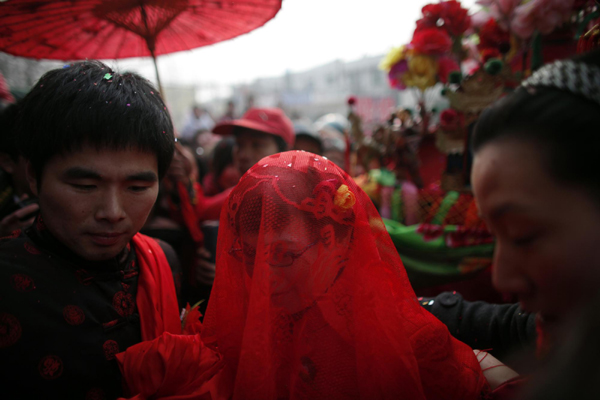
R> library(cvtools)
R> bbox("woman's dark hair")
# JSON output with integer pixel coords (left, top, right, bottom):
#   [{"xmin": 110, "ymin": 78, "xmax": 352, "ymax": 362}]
[
  {"xmin": 472, "ymin": 49, "xmax": 600, "ymax": 201},
  {"xmin": 15, "ymin": 60, "xmax": 175, "ymax": 179}
]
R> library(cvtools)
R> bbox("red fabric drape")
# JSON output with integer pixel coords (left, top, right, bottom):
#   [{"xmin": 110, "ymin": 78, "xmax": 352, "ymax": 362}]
[
  {"xmin": 202, "ymin": 151, "xmax": 489, "ymax": 399},
  {"xmin": 132, "ymin": 233, "xmax": 182, "ymax": 340},
  {"xmin": 116, "ymin": 234, "xmax": 223, "ymax": 399},
  {"xmin": 175, "ymin": 182, "xmax": 205, "ymax": 244},
  {"xmin": 173, "ymin": 181, "xmax": 232, "ymax": 244},
  {"xmin": 116, "ymin": 332, "xmax": 222, "ymax": 400}
]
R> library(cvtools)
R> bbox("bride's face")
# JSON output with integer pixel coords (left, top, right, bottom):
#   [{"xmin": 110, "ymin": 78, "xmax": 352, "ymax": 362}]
[{"xmin": 240, "ymin": 214, "xmax": 349, "ymax": 313}]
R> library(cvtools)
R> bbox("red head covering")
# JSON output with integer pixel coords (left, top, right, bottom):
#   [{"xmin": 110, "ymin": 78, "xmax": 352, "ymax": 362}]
[
  {"xmin": 202, "ymin": 151, "xmax": 488, "ymax": 399},
  {"xmin": 213, "ymin": 107, "xmax": 295, "ymax": 149}
]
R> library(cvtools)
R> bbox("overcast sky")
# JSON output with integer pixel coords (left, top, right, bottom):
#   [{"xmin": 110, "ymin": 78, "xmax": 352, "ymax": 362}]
[{"xmin": 111, "ymin": 0, "xmax": 481, "ymax": 88}]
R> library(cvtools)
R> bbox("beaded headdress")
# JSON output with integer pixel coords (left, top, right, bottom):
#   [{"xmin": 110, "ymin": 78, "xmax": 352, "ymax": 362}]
[{"xmin": 521, "ymin": 60, "xmax": 600, "ymax": 106}]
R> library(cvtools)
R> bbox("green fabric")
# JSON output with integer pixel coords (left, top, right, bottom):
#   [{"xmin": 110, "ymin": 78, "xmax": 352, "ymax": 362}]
[
  {"xmin": 384, "ymin": 219, "xmax": 494, "ymax": 266},
  {"xmin": 576, "ymin": 10, "xmax": 600, "ymax": 39},
  {"xmin": 431, "ymin": 191, "xmax": 460, "ymax": 225},
  {"xmin": 391, "ymin": 187, "xmax": 403, "ymax": 223},
  {"xmin": 531, "ymin": 31, "xmax": 543, "ymax": 72},
  {"xmin": 369, "ymin": 168, "xmax": 396, "ymax": 187}
]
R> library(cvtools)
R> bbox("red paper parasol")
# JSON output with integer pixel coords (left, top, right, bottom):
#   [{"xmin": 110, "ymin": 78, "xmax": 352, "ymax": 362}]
[{"xmin": 0, "ymin": 0, "xmax": 282, "ymax": 91}]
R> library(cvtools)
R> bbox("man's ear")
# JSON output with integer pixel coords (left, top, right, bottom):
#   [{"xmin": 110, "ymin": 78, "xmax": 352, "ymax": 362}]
[
  {"xmin": 0, "ymin": 152, "xmax": 16, "ymax": 174},
  {"xmin": 25, "ymin": 160, "xmax": 39, "ymax": 196}
]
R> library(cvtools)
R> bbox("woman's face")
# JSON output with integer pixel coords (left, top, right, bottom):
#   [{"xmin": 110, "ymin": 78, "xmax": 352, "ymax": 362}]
[
  {"xmin": 472, "ymin": 139, "xmax": 600, "ymax": 326},
  {"xmin": 239, "ymin": 214, "xmax": 347, "ymax": 313}
]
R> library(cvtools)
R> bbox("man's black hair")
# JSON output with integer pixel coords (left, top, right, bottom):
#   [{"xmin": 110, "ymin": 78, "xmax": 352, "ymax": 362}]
[
  {"xmin": 16, "ymin": 60, "xmax": 175, "ymax": 179},
  {"xmin": 472, "ymin": 49, "xmax": 600, "ymax": 202}
]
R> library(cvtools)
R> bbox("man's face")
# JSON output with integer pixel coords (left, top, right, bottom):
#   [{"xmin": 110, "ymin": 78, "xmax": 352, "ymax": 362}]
[
  {"xmin": 28, "ymin": 146, "xmax": 159, "ymax": 261},
  {"xmin": 233, "ymin": 130, "xmax": 280, "ymax": 174}
]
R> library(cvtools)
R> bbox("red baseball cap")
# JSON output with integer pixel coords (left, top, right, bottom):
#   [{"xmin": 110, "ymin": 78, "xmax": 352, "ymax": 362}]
[{"xmin": 213, "ymin": 107, "xmax": 295, "ymax": 149}]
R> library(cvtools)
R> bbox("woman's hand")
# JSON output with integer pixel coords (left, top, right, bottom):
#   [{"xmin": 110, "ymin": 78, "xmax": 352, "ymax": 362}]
[{"xmin": 474, "ymin": 349, "xmax": 520, "ymax": 390}]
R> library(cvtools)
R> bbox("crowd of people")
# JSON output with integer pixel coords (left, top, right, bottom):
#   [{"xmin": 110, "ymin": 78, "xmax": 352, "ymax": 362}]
[{"xmin": 0, "ymin": 47, "xmax": 599, "ymax": 399}]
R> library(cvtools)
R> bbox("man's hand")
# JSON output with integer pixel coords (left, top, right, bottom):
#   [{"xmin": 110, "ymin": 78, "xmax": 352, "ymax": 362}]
[
  {"xmin": 195, "ymin": 246, "xmax": 216, "ymax": 286},
  {"xmin": 474, "ymin": 349, "xmax": 520, "ymax": 390},
  {"xmin": 0, "ymin": 202, "xmax": 39, "ymax": 236}
]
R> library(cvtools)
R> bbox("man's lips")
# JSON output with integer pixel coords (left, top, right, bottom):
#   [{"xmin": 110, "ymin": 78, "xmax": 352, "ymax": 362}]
[{"xmin": 88, "ymin": 232, "xmax": 125, "ymax": 246}]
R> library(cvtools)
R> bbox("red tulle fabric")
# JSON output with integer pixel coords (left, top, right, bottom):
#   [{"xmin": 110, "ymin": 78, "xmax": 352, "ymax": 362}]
[{"xmin": 202, "ymin": 151, "xmax": 489, "ymax": 399}]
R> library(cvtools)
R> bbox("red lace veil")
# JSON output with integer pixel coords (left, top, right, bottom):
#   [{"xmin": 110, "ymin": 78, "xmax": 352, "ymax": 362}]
[{"xmin": 202, "ymin": 151, "xmax": 488, "ymax": 399}]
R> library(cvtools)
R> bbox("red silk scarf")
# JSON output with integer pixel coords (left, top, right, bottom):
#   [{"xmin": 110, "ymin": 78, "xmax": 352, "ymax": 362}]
[
  {"xmin": 116, "ymin": 234, "xmax": 223, "ymax": 399},
  {"xmin": 132, "ymin": 233, "xmax": 182, "ymax": 340}
]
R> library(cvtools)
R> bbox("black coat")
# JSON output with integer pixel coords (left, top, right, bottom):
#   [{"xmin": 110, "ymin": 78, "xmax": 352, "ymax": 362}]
[{"xmin": 421, "ymin": 291, "xmax": 537, "ymax": 362}]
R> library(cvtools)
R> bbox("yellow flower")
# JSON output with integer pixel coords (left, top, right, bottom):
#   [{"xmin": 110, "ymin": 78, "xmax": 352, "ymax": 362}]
[
  {"xmin": 379, "ymin": 46, "xmax": 407, "ymax": 72},
  {"xmin": 334, "ymin": 184, "xmax": 356, "ymax": 210},
  {"xmin": 404, "ymin": 54, "xmax": 438, "ymax": 91}
]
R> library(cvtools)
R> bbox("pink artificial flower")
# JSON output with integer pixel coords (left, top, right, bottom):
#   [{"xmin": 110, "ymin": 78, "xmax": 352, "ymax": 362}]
[
  {"xmin": 497, "ymin": 0, "xmax": 523, "ymax": 16},
  {"xmin": 388, "ymin": 60, "xmax": 409, "ymax": 90},
  {"xmin": 471, "ymin": 9, "xmax": 494, "ymax": 29},
  {"xmin": 476, "ymin": 0, "xmax": 524, "ymax": 30},
  {"xmin": 512, "ymin": 0, "xmax": 575, "ymax": 39}
]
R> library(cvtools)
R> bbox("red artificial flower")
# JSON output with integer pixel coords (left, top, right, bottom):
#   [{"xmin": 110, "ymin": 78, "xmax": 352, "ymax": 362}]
[
  {"xmin": 416, "ymin": 1, "xmax": 471, "ymax": 37},
  {"xmin": 347, "ymin": 96, "xmax": 357, "ymax": 106},
  {"xmin": 480, "ymin": 48, "xmax": 502, "ymax": 62},
  {"xmin": 415, "ymin": 17, "xmax": 438, "ymax": 33},
  {"xmin": 411, "ymin": 28, "xmax": 452, "ymax": 55},
  {"xmin": 423, "ymin": 3, "xmax": 443, "ymax": 21},
  {"xmin": 438, "ymin": 56, "xmax": 460, "ymax": 83},
  {"xmin": 182, "ymin": 303, "xmax": 203, "ymax": 335},
  {"xmin": 439, "ymin": 108, "xmax": 465, "ymax": 131},
  {"xmin": 478, "ymin": 18, "xmax": 511, "ymax": 54},
  {"xmin": 441, "ymin": 0, "xmax": 472, "ymax": 36}
]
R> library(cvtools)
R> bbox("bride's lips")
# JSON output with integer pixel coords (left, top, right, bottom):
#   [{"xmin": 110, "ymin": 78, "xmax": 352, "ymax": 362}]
[{"xmin": 88, "ymin": 232, "xmax": 125, "ymax": 246}]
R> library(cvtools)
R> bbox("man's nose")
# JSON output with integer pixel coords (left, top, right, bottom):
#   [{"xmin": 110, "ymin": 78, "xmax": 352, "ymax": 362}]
[{"xmin": 95, "ymin": 188, "xmax": 126, "ymax": 223}]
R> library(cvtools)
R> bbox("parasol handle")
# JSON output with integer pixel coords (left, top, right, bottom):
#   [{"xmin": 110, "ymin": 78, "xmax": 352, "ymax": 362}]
[
  {"xmin": 148, "ymin": 44, "xmax": 164, "ymax": 95},
  {"xmin": 140, "ymin": 4, "xmax": 164, "ymax": 95}
]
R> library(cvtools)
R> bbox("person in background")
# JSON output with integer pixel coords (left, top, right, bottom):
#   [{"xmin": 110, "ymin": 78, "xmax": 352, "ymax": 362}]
[
  {"xmin": 0, "ymin": 61, "xmax": 181, "ymax": 398},
  {"xmin": 179, "ymin": 105, "xmax": 215, "ymax": 144},
  {"xmin": 317, "ymin": 124, "xmax": 346, "ymax": 169},
  {"xmin": 202, "ymin": 136, "xmax": 240, "ymax": 197},
  {"xmin": 0, "ymin": 71, "xmax": 15, "ymax": 112},
  {"xmin": 293, "ymin": 120, "xmax": 323, "ymax": 155},
  {"xmin": 213, "ymin": 107, "xmax": 294, "ymax": 174},
  {"xmin": 0, "ymin": 104, "xmax": 39, "ymax": 236},
  {"xmin": 219, "ymin": 100, "xmax": 236, "ymax": 123}
]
